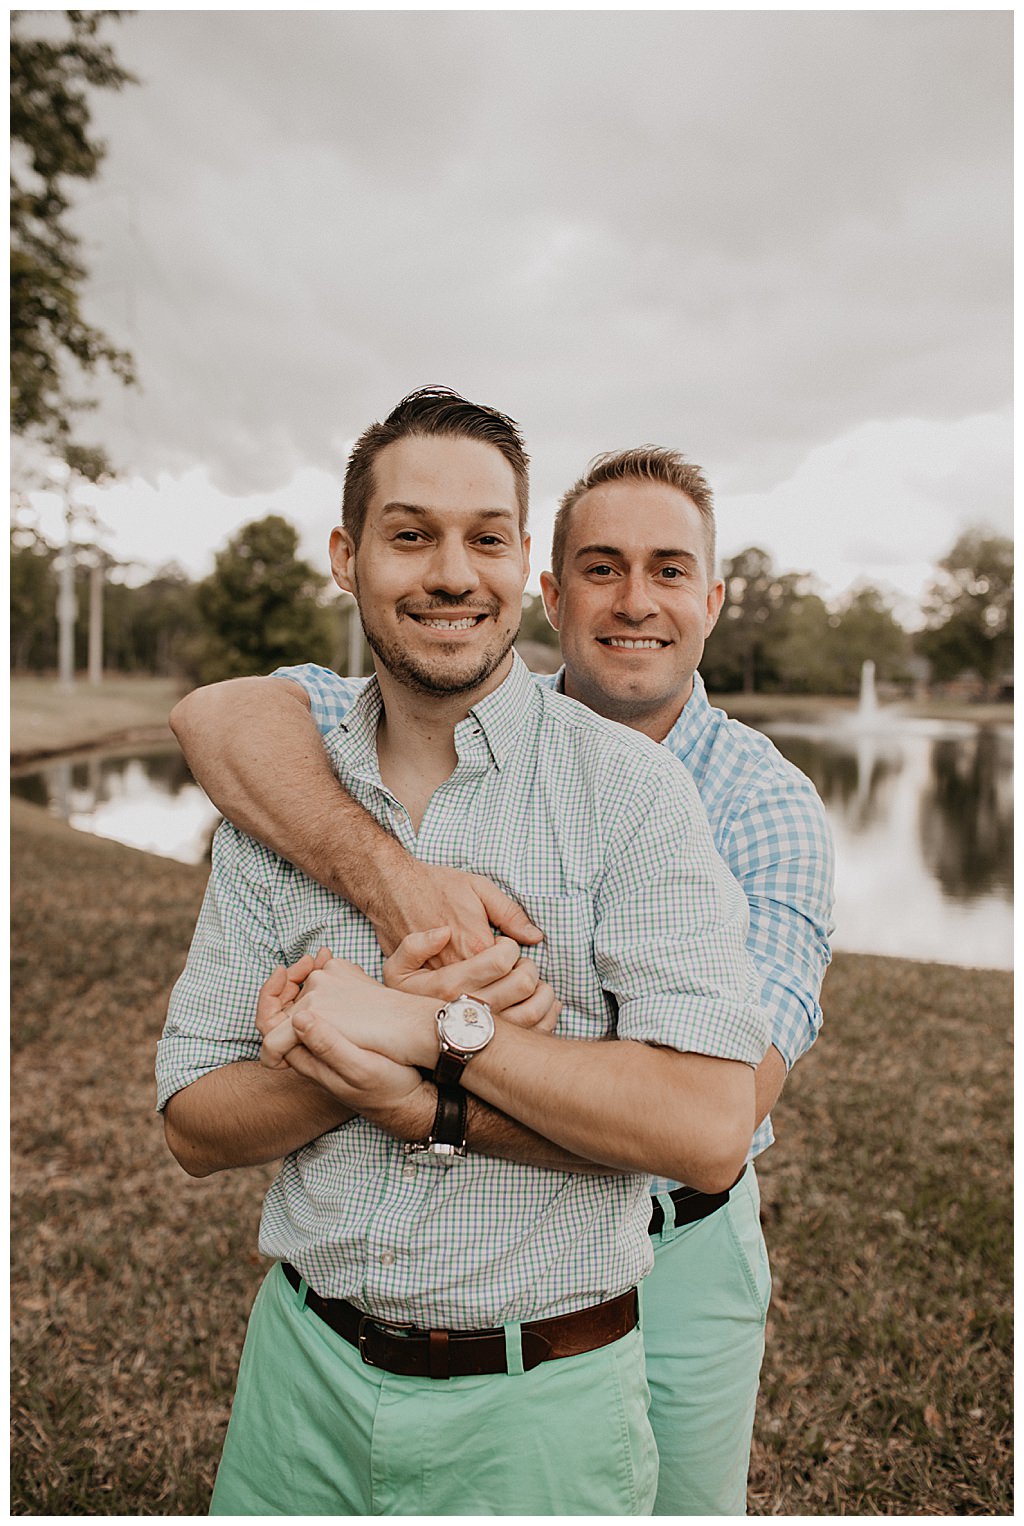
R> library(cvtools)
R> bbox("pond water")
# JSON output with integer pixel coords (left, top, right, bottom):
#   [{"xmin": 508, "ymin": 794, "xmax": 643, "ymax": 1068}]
[
  {"xmin": 756, "ymin": 715, "xmax": 1012, "ymax": 971},
  {"xmin": 12, "ymin": 715, "xmax": 1013, "ymax": 970},
  {"xmin": 12, "ymin": 745, "xmax": 220, "ymax": 867}
]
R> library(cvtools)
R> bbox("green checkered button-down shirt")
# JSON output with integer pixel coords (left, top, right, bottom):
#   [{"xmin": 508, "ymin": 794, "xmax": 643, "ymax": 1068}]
[{"xmin": 158, "ymin": 655, "xmax": 768, "ymax": 1329}]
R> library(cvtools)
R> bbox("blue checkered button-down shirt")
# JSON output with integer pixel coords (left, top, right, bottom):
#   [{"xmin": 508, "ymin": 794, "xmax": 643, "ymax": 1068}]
[
  {"xmin": 158, "ymin": 655, "xmax": 768, "ymax": 1328},
  {"xmin": 275, "ymin": 660, "xmax": 835, "ymax": 1177}
]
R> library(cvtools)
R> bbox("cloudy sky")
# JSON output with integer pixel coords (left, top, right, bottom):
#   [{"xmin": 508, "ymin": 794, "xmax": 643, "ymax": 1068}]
[{"xmin": 16, "ymin": 8, "xmax": 1012, "ymax": 626}]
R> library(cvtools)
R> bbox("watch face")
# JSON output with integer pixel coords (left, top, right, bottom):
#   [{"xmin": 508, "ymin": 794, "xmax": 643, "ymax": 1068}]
[{"xmin": 442, "ymin": 997, "xmax": 494, "ymax": 1053}]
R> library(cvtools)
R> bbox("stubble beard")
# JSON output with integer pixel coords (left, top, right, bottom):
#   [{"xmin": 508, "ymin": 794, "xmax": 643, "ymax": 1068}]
[{"xmin": 359, "ymin": 605, "xmax": 521, "ymax": 698}]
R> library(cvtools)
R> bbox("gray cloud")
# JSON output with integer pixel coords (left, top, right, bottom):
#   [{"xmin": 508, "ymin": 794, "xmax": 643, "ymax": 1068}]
[{"xmin": 71, "ymin": 10, "xmax": 1009, "ymax": 514}]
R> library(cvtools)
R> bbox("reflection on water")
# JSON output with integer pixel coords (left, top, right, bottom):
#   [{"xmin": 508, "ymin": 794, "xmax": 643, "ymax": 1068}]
[
  {"xmin": 12, "ymin": 748, "xmax": 221, "ymax": 866},
  {"xmin": 11, "ymin": 719, "xmax": 1014, "ymax": 969},
  {"xmin": 762, "ymin": 718, "xmax": 1012, "ymax": 970},
  {"xmin": 924, "ymin": 732, "xmax": 1013, "ymax": 898}
]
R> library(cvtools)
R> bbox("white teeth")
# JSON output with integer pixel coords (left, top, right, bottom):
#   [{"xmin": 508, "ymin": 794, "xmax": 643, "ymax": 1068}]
[
  {"xmin": 604, "ymin": 638, "xmax": 666, "ymax": 649},
  {"xmin": 419, "ymin": 617, "xmax": 478, "ymax": 630}
]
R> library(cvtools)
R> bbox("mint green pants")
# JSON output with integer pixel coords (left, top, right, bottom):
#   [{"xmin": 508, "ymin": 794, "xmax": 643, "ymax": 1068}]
[
  {"xmin": 210, "ymin": 1261, "xmax": 658, "ymax": 1515},
  {"xmin": 644, "ymin": 1166, "xmax": 771, "ymax": 1515}
]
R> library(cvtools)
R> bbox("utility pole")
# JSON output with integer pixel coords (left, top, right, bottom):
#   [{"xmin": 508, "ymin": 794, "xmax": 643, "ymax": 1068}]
[
  {"xmin": 88, "ymin": 558, "xmax": 105, "ymax": 684},
  {"xmin": 50, "ymin": 449, "xmax": 116, "ymax": 688}
]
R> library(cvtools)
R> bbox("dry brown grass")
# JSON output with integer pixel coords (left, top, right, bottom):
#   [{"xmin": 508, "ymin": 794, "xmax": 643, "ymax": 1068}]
[
  {"xmin": 10, "ymin": 800, "xmax": 1013, "ymax": 1514},
  {"xmin": 750, "ymin": 955, "xmax": 1012, "ymax": 1515}
]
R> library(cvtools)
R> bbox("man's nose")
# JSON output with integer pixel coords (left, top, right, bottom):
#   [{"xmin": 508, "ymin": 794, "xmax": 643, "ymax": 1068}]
[
  {"xmin": 425, "ymin": 537, "xmax": 480, "ymax": 596},
  {"xmin": 613, "ymin": 572, "xmax": 659, "ymax": 622}
]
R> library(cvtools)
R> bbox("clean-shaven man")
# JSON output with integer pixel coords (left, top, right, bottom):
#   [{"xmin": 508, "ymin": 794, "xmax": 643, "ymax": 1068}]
[
  {"xmin": 158, "ymin": 388, "xmax": 768, "ymax": 1516},
  {"xmin": 173, "ymin": 435, "xmax": 834, "ymax": 1515}
]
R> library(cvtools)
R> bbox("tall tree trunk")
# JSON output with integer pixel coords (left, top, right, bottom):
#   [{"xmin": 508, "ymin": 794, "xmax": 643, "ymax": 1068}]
[{"xmin": 88, "ymin": 562, "xmax": 104, "ymax": 684}]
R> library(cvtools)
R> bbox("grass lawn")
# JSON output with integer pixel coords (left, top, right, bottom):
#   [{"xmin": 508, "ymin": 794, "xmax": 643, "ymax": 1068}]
[
  {"xmin": 10, "ymin": 801, "xmax": 1013, "ymax": 1515},
  {"xmin": 10, "ymin": 674, "xmax": 185, "ymax": 763}
]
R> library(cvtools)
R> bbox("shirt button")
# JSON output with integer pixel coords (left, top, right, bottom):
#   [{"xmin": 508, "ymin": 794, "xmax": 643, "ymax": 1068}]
[{"xmin": 379, "ymin": 1250, "xmax": 395, "ymax": 1267}]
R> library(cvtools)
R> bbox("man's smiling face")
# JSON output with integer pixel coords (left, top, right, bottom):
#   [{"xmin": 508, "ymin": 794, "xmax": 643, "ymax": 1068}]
[
  {"xmin": 540, "ymin": 479, "xmax": 725, "ymax": 741},
  {"xmin": 331, "ymin": 433, "xmax": 530, "ymax": 701}
]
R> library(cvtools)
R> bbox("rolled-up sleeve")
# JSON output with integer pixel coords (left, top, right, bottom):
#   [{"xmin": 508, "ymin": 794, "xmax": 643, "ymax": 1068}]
[
  {"xmin": 724, "ymin": 776, "xmax": 835, "ymax": 1071},
  {"xmin": 155, "ymin": 823, "xmax": 284, "ymax": 1111},
  {"xmin": 271, "ymin": 663, "xmax": 365, "ymax": 736},
  {"xmin": 595, "ymin": 759, "xmax": 770, "ymax": 1067}
]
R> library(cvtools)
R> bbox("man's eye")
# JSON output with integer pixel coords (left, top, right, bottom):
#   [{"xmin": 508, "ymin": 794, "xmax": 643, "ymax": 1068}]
[
  {"xmin": 395, "ymin": 530, "xmax": 425, "ymax": 543},
  {"xmin": 476, "ymin": 535, "xmax": 505, "ymax": 547},
  {"xmin": 588, "ymin": 564, "xmax": 615, "ymax": 577},
  {"xmin": 659, "ymin": 566, "xmax": 687, "ymax": 579}
]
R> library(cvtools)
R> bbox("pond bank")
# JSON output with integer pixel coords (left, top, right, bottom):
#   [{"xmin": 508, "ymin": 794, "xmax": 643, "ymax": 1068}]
[
  {"xmin": 11, "ymin": 673, "xmax": 1011, "ymax": 767},
  {"xmin": 10, "ymin": 675, "xmax": 184, "ymax": 766},
  {"xmin": 712, "ymin": 688, "xmax": 1013, "ymax": 728}
]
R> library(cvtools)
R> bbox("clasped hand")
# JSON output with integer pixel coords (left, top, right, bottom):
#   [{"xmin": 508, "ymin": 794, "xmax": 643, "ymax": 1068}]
[{"xmin": 256, "ymin": 929, "xmax": 559, "ymax": 1114}]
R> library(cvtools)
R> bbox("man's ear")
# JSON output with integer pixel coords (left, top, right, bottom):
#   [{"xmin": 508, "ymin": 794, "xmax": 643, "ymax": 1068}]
[
  {"xmin": 330, "ymin": 527, "xmax": 357, "ymax": 595},
  {"xmin": 704, "ymin": 577, "xmax": 726, "ymax": 638},
  {"xmin": 539, "ymin": 570, "xmax": 561, "ymax": 632}
]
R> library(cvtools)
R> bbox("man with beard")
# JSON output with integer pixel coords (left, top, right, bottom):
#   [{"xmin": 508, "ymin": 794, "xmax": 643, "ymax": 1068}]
[
  {"xmin": 172, "ymin": 420, "xmax": 834, "ymax": 1516},
  {"xmin": 158, "ymin": 387, "xmax": 768, "ymax": 1515}
]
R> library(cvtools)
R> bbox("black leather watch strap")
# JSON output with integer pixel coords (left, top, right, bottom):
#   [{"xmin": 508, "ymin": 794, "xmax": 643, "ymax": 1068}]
[
  {"xmin": 431, "ymin": 1085, "xmax": 467, "ymax": 1149},
  {"xmin": 433, "ymin": 1049, "xmax": 470, "ymax": 1088}
]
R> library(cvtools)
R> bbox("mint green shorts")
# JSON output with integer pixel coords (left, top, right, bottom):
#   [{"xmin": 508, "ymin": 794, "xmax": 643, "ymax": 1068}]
[
  {"xmin": 643, "ymin": 1165, "xmax": 771, "ymax": 1515},
  {"xmin": 210, "ymin": 1261, "xmax": 658, "ymax": 1515}
]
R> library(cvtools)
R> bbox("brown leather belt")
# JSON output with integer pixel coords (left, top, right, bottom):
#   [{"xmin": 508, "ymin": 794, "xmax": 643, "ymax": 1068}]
[
  {"xmin": 281, "ymin": 1261, "xmax": 638, "ymax": 1379},
  {"xmin": 647, "ymin": 1165, "xmax": 746, "ymax": 1236}
]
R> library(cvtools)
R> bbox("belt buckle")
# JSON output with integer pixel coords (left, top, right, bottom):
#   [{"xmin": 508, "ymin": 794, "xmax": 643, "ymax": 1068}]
[{"xmin": 357, "ymin": 1312, "xmax": 415, "ymax": 1367}]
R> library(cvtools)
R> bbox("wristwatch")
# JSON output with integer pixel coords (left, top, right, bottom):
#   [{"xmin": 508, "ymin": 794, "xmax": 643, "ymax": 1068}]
[
  {"xmin": 433, "ymin": 993, "xmax": 495, "ymax": 1087},
  {"xmin": 402, "ymin": 1085, "xmax": 468, "ymax": 1162}
]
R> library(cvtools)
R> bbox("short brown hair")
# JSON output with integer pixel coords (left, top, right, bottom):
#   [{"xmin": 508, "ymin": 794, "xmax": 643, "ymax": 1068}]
[
  {"xmin": 342, "ymin": 386, "xmax": 530, "ymax": 546},
  {"xmin": 551, "ymin": 446, "xmax": 716, "ymax": 581}
]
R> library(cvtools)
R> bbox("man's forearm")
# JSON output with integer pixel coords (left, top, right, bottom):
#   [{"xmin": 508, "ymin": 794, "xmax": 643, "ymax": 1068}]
[
  {"xmin": 279, "ymin": 991, "xmax": 756, "ymax": 1191},
  {"xmin": 464, "ymin": 1096, "xmax": 624, "ymax": 1174},
  {"xmin": 162, "ymin": 1061, "xmax": 354, "ymax": 1177},
  {"xmin": 171, "ymin": 676, "xmax": 408, "ymax": 906},
  {"xmin": 462, "ymin": 1031, "xmax": 754, "ymax": 1191},
  {"xmin": 170, "ymin": 678, "xmax": 538, "ymax": 960}
]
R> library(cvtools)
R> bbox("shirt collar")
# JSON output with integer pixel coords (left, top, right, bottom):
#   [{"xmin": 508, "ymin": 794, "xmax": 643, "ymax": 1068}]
[
  {"xmin": 328, "ymin": 651, "xmax": 538, "ymax": 775},
  {"xmin": 551, "ymin": 663, "xmax": 710, "ymax": 761},
  {"xmin": 660, "ymin": 669, "xmax": 712, "ymax": 761},
  {"xmin": 459, "ymin": 651, "xmax": 539, "ymax": 769}
]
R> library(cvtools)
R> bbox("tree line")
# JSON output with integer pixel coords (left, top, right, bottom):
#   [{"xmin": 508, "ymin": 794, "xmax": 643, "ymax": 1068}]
[{"xmin": 9, "ymin": 513, "xmax": 1013, "ymax": 699}]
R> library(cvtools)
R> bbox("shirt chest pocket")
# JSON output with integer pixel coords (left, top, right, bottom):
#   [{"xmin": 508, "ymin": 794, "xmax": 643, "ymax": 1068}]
[{"xmin": 517, "ymin": 892, "xmax": 616, "ymax": 1040}]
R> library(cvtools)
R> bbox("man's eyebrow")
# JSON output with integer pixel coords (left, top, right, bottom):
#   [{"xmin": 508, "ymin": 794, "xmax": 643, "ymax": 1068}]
[
  {"xmin": 573, "ymin": 543, "xmax": 623, "ymax": 560},
  {"xmin": 573, "ymin": 543, "xmax": 700, "ymax": 563},
  {"xmin": 380, "ymin": 502, "xmax": 516, "ymax": 520},
  {"xmin": 652, "ymin": 548, "xmax": 700, "ymax": 565}
]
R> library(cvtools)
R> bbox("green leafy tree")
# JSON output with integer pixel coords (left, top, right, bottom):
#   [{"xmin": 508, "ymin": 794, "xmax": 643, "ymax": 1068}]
[
  {"xmin": 775, "ymin": 586, "xmax": 911, "ymax": 695},
  {"xmin": 194, "ymin": 515, "xmax": 338, "ymax": 683},
  {"xmin": 917, "ymin": 530, "xmax": 1013, "ymax": 696},
  {"xmin": 830, "ymin": 586, "xmax": 911, "ymax": 694},
  {"xmin": 11, "ymin": 10, "xmax": 137, "ymax": 446},
  {"xmin": 771, "ymin": 592, "xmax": 839, "ymax": 694},
  {"xmin": 99, "ymin": 567, "xmax": 204, "ymax": 676},
  {"xmin": 702, "ymin": 547, "xmax": 805, "ymax": 693},
  {"xmin": 10, "ymin": 526, "xmax": 59, "ymax": 670}
]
